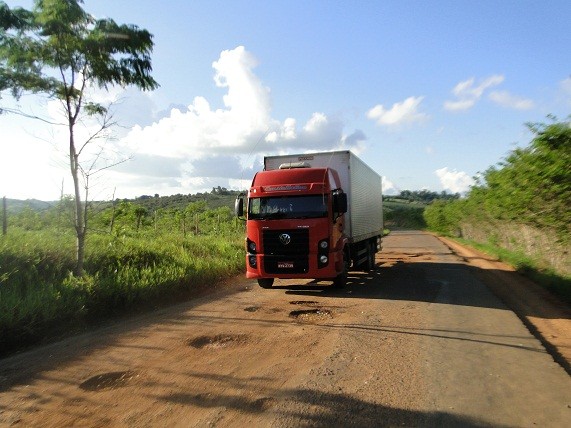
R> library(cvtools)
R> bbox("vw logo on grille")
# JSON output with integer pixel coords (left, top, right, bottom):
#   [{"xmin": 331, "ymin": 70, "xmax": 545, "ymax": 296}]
[{"xmin": 279, "ymin": 233, "xmax": 291, "ymax": 245}]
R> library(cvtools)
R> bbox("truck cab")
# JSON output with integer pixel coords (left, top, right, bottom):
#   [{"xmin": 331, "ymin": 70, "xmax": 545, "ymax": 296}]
[{"xmin": 235, "ymin": 165, "xmax": 348, "ymax": 288}]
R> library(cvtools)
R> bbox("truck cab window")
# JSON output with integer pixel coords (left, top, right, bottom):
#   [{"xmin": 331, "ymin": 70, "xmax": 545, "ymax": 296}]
[{"xmin": 248, "ymin": 195, "xmax": 328, "ymax": 220}]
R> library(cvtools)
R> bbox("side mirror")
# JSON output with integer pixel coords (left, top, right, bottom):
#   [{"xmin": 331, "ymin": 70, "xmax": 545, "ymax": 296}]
[
  {"xmin": 334, "ymin": 192, "xmax": 348, "ymax": 214},
  {"xmin": 235, "ymin": 197, "xmax": 244, "ymax": 218}
]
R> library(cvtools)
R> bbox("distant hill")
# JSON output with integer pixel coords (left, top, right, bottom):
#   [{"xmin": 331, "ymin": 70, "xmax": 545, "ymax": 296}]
[
  {"xmin": 128, "ymin": 189, "xmax": 242, "ymax": 212},
  {"xmin": 3, "ymin": 198, "xmax": 57, "ymax": 214},
  {"xmin": 2, "ymin": 189, "xmax": 243, "ymax": 214},
  {"xmin": 4, "ymin": 189, "xmax": 459, "ymax": 215}
]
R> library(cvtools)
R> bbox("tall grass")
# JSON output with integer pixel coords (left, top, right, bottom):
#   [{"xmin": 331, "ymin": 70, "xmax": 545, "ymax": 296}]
[{"xmin": 0, "ymin": 227, "xmax": 244, "ymax": 353}]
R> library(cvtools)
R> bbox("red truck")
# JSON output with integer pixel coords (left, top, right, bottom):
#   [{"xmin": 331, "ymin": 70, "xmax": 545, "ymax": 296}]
[{"xmin": 235, "ymin": 150, "xmax": 383, "ymax": 288}]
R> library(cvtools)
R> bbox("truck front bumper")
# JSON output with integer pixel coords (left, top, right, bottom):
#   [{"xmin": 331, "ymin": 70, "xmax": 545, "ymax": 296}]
[{"xmin": 245, "ymin": 248, "xmax": 343, "ymax": 280}]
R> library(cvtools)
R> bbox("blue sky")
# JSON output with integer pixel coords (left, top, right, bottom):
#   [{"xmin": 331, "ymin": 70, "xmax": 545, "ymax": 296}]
[{"xmin": 1, "ymin": 0, "xmax": 570, "ymax": 200}]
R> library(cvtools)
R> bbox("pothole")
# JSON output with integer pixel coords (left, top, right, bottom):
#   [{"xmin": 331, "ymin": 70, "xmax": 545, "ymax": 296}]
[
  {"xmin": 289, "ymin": 308, "xmax": 332, "ymax": 322},
  {"xmin": 79, "ymin": 370, "xmax": 138, "ymax": 391},
  {"xmin": 250, "ymin": 397, "xmax": 277, "ymax": 412},
  {"xmin": 188, "ymin": 334, "xmax": 249, "ymax": 349},
  {"xmin": 289, "ymin": 301, "xmax": 319, "ymax": 306},
  {"xmin": 244, "ymin": 306, "xmax": 260, "ymax": 312}
]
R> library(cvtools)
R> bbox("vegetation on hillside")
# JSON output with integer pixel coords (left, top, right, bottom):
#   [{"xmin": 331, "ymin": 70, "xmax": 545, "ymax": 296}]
[
  {"xmin": 424, "ymin": 118, "xmax": 571, "ymax": 300},
  {"xmin": 0, "ymin": 194, "xmax": 244, "ymax": 355},
  {"xmin": 424, "ymin": 119, "xmax": 570, "ymax": 242},
  {"xmin": 383, "ymin": 190, "xmax": 459, "ymax": 229},
  {"xmin": 1, "ymin": 0, "xmax": 158, "ymax": 276}
]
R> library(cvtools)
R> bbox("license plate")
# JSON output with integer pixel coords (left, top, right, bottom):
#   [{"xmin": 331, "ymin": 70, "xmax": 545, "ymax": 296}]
[{"xmin": 278, "ymin": 262, "xmax": 294, "ymax": 268}]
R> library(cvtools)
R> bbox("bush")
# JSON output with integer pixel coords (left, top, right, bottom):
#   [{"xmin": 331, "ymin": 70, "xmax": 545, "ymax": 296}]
[{"xmin": 0, "ymin": 218, "xmax": 244, "ymax": 354}]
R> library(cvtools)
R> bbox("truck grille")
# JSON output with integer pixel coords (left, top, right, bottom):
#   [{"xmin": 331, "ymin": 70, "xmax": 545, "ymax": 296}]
[
  {"xmin": 262, "ymin": 229, "xmax": 309, "ymax": 274},
  {"xmin": 262, "ymin": 229, "xmax": 309, "ymax": 255}
]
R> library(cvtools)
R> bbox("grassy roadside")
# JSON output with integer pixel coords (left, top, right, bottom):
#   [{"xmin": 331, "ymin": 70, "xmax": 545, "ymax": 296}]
[
  {"xmin": 444, "ymin": 236, "xmax": 571, "ymax": 305},
  {"xmin": 0, "ymin": 228, "xmax": 245, "ymax": 356}
]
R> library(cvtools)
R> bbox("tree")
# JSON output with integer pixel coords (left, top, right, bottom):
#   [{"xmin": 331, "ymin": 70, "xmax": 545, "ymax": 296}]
[
  {"xmin": 424, "ymin": 117, "xmax": 571, "ymax": 242},
  {"xmin": 134, "ymin": 206, "xmax": 147, "ymax": 231},
  {"xmin": 479, "ymin": 119, "xmax": 571, "ymax": 234},
  {"xmin": 0, "ymin": 0, "xmax": 158, "ymax": 275}
]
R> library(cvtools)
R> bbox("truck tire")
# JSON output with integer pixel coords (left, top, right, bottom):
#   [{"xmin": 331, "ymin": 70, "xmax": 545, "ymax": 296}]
[
  {"xmin": 364, "ymin": 241, "xmax": 376, "ymax": 271},
  {"xmin": 332, "ymin": 270, "xmax": 347, "ymax": 288},
  {"xmin": 258, "ymin": 278, "xmax": 274, "ymax": 289},
  {"xmin": 332, "ymin": 247, "xmax": 349, "ymax": 288}
]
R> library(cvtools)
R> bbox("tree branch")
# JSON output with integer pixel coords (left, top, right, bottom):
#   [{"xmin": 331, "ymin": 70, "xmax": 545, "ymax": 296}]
[{"xmin": 0, "ymin": 106, "xmax": 67, "ymax": 126}]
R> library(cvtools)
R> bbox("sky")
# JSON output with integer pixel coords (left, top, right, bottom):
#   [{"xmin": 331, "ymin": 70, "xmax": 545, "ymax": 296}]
[{"xmin": 1, "ymin": 0, "xmax": 570, "ymax": 201}]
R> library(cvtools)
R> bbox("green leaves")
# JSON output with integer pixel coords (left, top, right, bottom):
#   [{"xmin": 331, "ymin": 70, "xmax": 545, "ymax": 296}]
[
  {"xmin": 84, "ymin": 101, "xmax": 106, "ymax": 116},
  {"xmin": 1, "ymin": 0, "xmax": 158, "ymax": 103},
  {"xmin": 480, "ymin": 120, "xmax": 571, "ymax": 234},
  {"xmin": 425, "ymin": 118, "xmax": 571, "ymax": 243},
  {"xmin": 0, "ymin": 0, "xmax": 160, "ymax": 277},
  {"xmin": 0, "ymin": 2, "xmax": 35, "ymax": 31}
]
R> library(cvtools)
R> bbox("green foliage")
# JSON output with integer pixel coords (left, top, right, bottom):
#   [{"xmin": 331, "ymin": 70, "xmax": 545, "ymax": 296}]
[
  {"xmin": 0, "ymin": 0, "xmax": 159, "ymax": 101},
  {"xmin": 424, "ymin": 118, "xmax": 571, "ymax": 301},
  {"xmin": 1, "ymin": 0, "xmax": 159, "ymax": 276},
  {"xmin": 383, "ymin": 190, "xmax": 458, "ymax": 230},
  {"xmin": 383, "ymin": 200, "xmax": 426, "ymax": 229},
  {"xmin": 479, "ymin": 121, "xmax": 571, "ymax": 235},
  {"xmin": 388, "ymin": 190, "xmax": 460, "ymax": 204},
  {"xmin": 456, "ymin": 238, "xmax": 571, "ymax": 305},
  {"xmin": 0, "ymin": 199, "xmax": 245, "ymax": 354},
  {"xmin": 131, "ymin": 190, "xmax": 243, "ymax": 212},
  {"xmin": 424, "ymin": 119, "xmax": 571, "ymax": 242}
]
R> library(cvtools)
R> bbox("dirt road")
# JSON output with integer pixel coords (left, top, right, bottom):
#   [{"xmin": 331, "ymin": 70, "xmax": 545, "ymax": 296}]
[{"xmin": 1, "ymin": 230, "xmax": 570, "ymax": 427}]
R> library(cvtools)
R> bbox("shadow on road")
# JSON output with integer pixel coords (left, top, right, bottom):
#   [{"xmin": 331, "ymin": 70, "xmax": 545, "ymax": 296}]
[
  {"xmin": 280, "ymin": 260, "xmax": 569, "ymax": 322},
  {"xmin": 154, "ymin": 373, "xmax": 489, "ymax": 427}
]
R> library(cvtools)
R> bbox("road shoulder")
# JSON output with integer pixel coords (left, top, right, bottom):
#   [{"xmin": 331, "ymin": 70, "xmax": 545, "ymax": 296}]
[{"xmin": 436, "ymin": 235, "xmax": 571, "ymax": 375}]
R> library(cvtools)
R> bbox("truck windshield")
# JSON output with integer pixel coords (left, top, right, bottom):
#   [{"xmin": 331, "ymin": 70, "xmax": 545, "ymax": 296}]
[{"xmin": 248, "ymin": 195, "xmax": 328, "ymax": 220}]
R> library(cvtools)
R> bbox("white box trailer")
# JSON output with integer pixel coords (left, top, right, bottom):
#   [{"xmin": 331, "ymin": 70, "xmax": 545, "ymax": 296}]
[{"xmin": 264, "ymin": 150, "xmax": 383, "ymax": 245}]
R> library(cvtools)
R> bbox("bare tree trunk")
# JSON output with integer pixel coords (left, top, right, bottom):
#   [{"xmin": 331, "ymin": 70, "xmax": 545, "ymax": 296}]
[
  {"xmin": 58, "ymin": 178, "xmax": 64, "ymax": 227},
  {"xmin": 2, "ymin": 196, "xmax": 7, "ymax": 236},
  {"xmin": 70, "ymin": 128, "xmax": 86, "ymax": 277},
  {"xmin": 109, "ymin": 188, "xmax": 117, "ymax": 234}
]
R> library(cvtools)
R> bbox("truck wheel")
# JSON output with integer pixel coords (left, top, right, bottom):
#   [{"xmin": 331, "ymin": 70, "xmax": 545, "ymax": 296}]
[
  {"xmin": 332, "ymin": 271, "xmax": 347, "ymax": 288},
  {"xmin": 364, "ymin": 241, "xmax": 376, "ymax": 271},
  {"xmin": 258, "ymin": 278, "xmax": 274, "ymax": 288},
  {"xmin": 332, "ymin": 247, "xmax": 349, "ymax": 288}
]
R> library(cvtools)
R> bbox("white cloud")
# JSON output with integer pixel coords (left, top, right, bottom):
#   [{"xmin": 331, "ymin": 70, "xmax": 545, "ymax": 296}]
[
  {"xmin": 444, "ymin": 75, "xmax": 504, "ymax": 111},
  {"xmin": 443, "ymin": 98, "xmax": 476, "ymax": 112},
  {"xmin": 367, "ymin": 96, "xmax": 428, "ymax": 126},
  {"xmin": 435, "ymin": 167, "xmax": 474, "ymax": 193},
  {"xmin": 113, "ymin": 46, "xmax": 366, "ymax": 196},
  {"xmin": 2, "ymin": 46, "xmax": 369, "ymax": 200},
  {"xmin": 382, "ymin": 176, "xmax": 398, "ymax": 195},
  {"xmin": 488, "ymin": 90, "xmax": 534, "ymax": 110}
]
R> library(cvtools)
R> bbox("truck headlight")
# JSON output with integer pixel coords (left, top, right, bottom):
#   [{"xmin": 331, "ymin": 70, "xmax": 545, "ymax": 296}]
[
  {"xmin": 318, "ymin": 239, "xmax": 329, "ymax": 268},
  {"xmin": 249, "ymin": 255, "xmax": 257, "ymax": 267}
]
